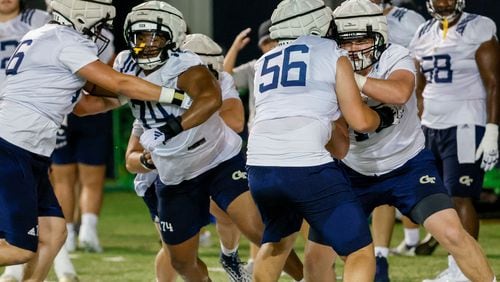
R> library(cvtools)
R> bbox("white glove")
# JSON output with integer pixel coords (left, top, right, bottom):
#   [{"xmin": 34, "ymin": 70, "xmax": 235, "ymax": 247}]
[
  {"xmin": 475, "ymin": 123, "xmax": 499, "ymax": 171},
  {"xmin": 140, "ymin": 128, "xmax": 166, "ymax": 152}
]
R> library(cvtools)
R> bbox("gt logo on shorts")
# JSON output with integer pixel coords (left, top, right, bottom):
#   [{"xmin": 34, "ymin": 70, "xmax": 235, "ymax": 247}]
[
  {"xmin": 459, "ymin": 175, "xmax": 473, "ymax": 187},
  {"xmin": 419, "ymin": 175, "xmax": 436, "ymax": 184},
  {"xmin": 232, "ymin": 170, "xmax": 247, "ymax": 180}
]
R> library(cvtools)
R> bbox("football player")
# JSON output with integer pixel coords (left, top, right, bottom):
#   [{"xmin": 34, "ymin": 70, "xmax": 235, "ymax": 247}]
[{"xmin": 410, "ymin": 0, "xmax": 499, "ymax": 280}]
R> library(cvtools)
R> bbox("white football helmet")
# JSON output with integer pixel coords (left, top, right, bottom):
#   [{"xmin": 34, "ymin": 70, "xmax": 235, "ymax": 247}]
[
  {"xmin": 270, "ymin": 0, "xmax": 334, "ymax": 44},
  {"xmin": 124, "ymin": 0, "xmax": 186, "ymax": 70},
  {"xmin": 333, "ymin": 0, "xmax": 387, "ymax": 71},
  {"xmin": 51, "ymin": 0, "xmax": 115, "ymax": 54},
  {"xmin": 426, "ymin": 0, "xmax": 465, "ymax": 22},
  {"xmin": 181, "ymin": 34, "xmax": 224, "ymax": 74}
]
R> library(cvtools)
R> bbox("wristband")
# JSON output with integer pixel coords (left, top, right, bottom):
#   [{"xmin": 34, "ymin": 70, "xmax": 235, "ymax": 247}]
[
  {"xmin": 354, "ymin": 73, "xmax": 368, "ymax": 90},
  {"xmin": 158, "ymin": 87, "xmax": 176, "ymax": 104},
  {"xmin": 139, "ymin": 153, "xmax": 156, "ymax": 170}
]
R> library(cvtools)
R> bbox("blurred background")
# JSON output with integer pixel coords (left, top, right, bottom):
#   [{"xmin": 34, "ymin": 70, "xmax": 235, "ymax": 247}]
[{"xmin": 24, "ymin": 0, "xmax": 500, "ymax": 216}]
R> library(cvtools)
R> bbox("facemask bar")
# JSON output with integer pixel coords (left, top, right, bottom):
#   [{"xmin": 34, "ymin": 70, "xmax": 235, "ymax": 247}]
[
  {"xmin": 127, "ymin": 29, "xmax": 172, "ymax": 70},
  {"xmin": 337, "ymin": 30, "xmax": 385, "ymax": 71}
]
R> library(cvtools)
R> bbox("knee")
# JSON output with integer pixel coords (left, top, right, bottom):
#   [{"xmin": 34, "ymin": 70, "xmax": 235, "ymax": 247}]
[
  {"xmin": 439, "ymin": 226, "xmax": 468, "ymax": 248},
  {"xmin": 169, "ymin": 257, "xmax": 193, "ymax": 274}
]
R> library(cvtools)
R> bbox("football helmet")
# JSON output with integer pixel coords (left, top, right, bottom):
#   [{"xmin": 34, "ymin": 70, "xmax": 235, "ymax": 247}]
[
  {"xmin": 51, "ymin": 0, "xmax": 115, "ymax": 54},
  {"xmin": 124, "ymin": 0, "xmax": 186, "ymax": 70},
  {"xmin": 269, "ymin": 0, "xmax": 333, "ymax": 44},
  {"xmin": 426, "ymin": 0, "xmax": 465, "ymax": 22},
  {"xmin": 333, "ymin": 0, "xmax": 387, "ymax": 71},
  {"xmin": 181, "ymin": 34, "xmax": 224, "ymax": 73}
]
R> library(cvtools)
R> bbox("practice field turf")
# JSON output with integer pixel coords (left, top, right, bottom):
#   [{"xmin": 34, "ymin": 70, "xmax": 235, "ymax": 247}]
[{"xmin": 3, "ymin": 191, "xmax": 499, "ymax": 281}]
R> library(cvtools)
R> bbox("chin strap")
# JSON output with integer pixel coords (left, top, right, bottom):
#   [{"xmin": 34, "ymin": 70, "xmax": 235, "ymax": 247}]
[{"xmin": 442, "ymin": 18, "xmax": 449, "ymax": 39}]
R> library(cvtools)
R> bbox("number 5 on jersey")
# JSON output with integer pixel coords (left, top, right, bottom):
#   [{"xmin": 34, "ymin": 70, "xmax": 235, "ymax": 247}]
[{"xmin": 259, "ymin": 44, "xmax": 310, "ymax": 93}]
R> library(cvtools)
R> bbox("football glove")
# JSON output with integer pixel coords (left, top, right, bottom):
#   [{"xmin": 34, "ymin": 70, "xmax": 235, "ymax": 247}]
[
  {"xmin": 372, "ymin": 104, "xmax": 404, "ymax": 133},
  {"xmin": 475, "ymin": 123, "xmax": 499, "ymax": 171}
]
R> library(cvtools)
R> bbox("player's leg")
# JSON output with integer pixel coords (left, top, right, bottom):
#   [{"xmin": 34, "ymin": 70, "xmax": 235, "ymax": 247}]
[
  {"xmin": 156, "ymin": 177, "xmax": 212, "ymax": 281},
  {"xmin": 304, "ymin": 240, "xmax": 337, "ymax": 282},
  {"xmin": 211, "ymin": 155, "xmax": 303, "ymax": 281},
  {"xmin": 254, "ymin": 233, "xmax": 299, "ymax": 282},
  {"xmin": 77, "ymin": 163, "xmax": 106, "ymax": 252},
  {"xmin": 50, "ymin": 163, "xmax": 78, "ymax": 252},
  {"xmin": 24, "ymin": 158, "xmax": 67, "ymax": 281},
  {"xmin": 142, "ymin": 182, "xmax": 177, "ymax": 282},
  {"xmin": 422, "ymin": 207, "xmax": 494, "ymax": 281},
  {"xmin": 371, "ymin": 204, "xmax": 394, "ymax": 282}
]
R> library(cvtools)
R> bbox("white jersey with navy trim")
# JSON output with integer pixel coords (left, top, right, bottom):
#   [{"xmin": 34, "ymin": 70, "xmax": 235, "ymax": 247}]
[
  {"xmin": 0, "ymin": 9, "xmax": 50, "ymax": 84},
  {"xmin": 114, "ymin": 50, "xmax": 242, "ymax": 185},
  {"xmin": 409, "ymin": 12, "xmax": 496, "ymax": 129},
  {"xmin": 0, "ymin": 24, "xmax": 98, "ymax": 156},
  {"xmin": 342, "ymin": 44, "xmax": 425, "ymax": 175},
  {"xmin": 247, "ymin": 36, "xmax": 344, "ymax": 167},
  {"xmin": 386, "ymin": 7, "xmax": 425, "ymax": 48}
]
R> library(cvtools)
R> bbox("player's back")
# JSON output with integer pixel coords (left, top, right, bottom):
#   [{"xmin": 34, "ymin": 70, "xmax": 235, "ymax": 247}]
[
  {"xmin": 247, "ymin": 36, "xmax": 344, "ymax": 167},
  {"xmin": 386, "ymin": 7, "xmax": 425, "ymax": 47},
  {"xmin": 409, "ymin": 12, "xmax": 496, "ymax": 128},
  {"xmin": 0, "ymin": 24, "xmax": 98, "ymax": 156}
]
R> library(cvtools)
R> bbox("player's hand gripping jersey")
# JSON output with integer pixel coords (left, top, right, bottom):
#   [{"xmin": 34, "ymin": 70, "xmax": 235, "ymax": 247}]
[
  {"xmin": 114, "ymin": 50, "xmax": 242, "ymax": 185},
  {"xmin": 247, "ymin": 36, "xmax": 345, "ymax": 167},
  {"xmin": 342, "ymin": 44, "xmax": 425, "ymax": 175},
  {"xmin": 409, "ymin": 12, "xmax": 497, "ymax": 129},
  {"xmin": 0, "ymin": 24, "xmax": 98, "ymax": 156},
  {"xmin": 0, "ymin": 8, "xmax": 50, "ymax": 83}
]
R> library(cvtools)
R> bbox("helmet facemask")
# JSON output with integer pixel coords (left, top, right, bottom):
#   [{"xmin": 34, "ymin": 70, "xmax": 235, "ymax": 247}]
[
  {"xmin": 426, "ymin": 0, "xmax": 465, "ymax": 22},
  {"xmin": 125, "ymin": 23, "xmax": 174, "ymax": 70},
  {"xmin": 85, "ymin": 17, "xmax": 113, "ymax": 56},
  {"xmin": 337, "ymin": 27, "xmax": 385, "ymax": 71}
]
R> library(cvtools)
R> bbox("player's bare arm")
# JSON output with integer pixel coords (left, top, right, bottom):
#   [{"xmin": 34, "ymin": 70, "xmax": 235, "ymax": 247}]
[
  {"xmin": 335, "ymin": 56, "xmax": 380, "ymax": 133},
  {"xmin": 176, "ymin": 65, "xmax": 222, "ymax": 130},
  {"xmin": 360, "ymin": 69, "xmax": 415, "ymax": 105},
  {"xmin": 476, "ymin": 36, "xmax": 500, "ymax": 124}
]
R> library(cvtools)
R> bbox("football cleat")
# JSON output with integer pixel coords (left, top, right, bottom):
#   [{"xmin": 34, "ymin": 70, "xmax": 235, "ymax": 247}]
[{"xmin": 220, "ymin": 251, "xmax": 252, "ymax": 282}]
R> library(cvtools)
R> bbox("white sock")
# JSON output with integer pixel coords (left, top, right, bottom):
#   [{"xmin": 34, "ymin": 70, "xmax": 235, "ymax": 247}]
[
  {"xmin": 81, "ymin": 213, "xmax": 98, "ymax": 227},
  {"xmin": 493, "ymin": 277, "xmax": 496, "ymax": 282},
  {"xmin": 2, "ymin": 264, "xmax": 24, "ymax": 280},
  {"xmin": 374, "ymin": 246, "xmax": 389, "ymax": 258},
  {"xmin": 66, "ymin": 223, "xmax": 75, "ymax": 234},
  {"xmin": 448, "ymin": 255, "xmax": 460, "ymax": 272},
  {"xmin": 404, "ymin": 228, "xmax": 420, "ymax": 246},
  {"xmin": 220, "ymin": 242, "xmax": 238, "ymax": 256},
  {"xmin": 54, "ymin": 247, "xmax": 76, "ymax": 278}
]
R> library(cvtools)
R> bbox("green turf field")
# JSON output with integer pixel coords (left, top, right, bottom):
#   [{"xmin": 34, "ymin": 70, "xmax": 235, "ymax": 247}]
[{"xmin": 3, "ymin": 191, "xmax": 499, "ymax": 281}]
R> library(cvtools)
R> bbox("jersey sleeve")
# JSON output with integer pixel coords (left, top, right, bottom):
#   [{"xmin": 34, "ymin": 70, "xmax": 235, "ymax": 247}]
[
  {"xmin": 381, "ymin": 45, "xmax": 416, "ymax": 76},
  {"xmin": 219, "ymin": 72, "xmax": 241, "ymax": 100},
  {"xmin": 462, "ymin": 15, "xmax": 497, "ymax": 45},
  {"xmin": 403, "ymin": 11, "xmax": 426, "ymax": 37},
  {"xmin": 113, "ymin": 50, "xmax": 133, "ymax": 72},
  {"xmin": 20, "ymin": 9, "xmax": 50, "ymax": 28},
  {"xmin": 58, "ymin": 30, "xmax": 98, "ymax": 74},
  {"xmin": 160, "ymin": 50, "xmax": 204, "ymax": 79}
]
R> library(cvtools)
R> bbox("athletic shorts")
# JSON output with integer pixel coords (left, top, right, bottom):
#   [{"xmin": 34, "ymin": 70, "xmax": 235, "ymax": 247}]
[
  {"xmin": 155, "ymin": 153, "xmax": 249, "ymax": 245},
  {"xmin": 423, "ymin": 125, "xmax": 485, "ymax": 199},
  {"xmin": 248, "ymin": 161, "xmax": 372, "ymax": 256},
  {"xmin": 0, "ymin": 137, "xmax": 64, "ymax": 252},
  {"xmin": 51, "ymin": 113, "xmax": 112, "ymax": 165}
]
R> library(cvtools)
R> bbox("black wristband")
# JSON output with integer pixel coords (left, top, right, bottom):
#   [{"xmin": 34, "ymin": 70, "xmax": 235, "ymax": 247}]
[
  {"xmin": 373, "ymin": 106, "xmax": 395, "ymax": 133},
  {"xmin": 159, "ymin": 115, "xmax": 183, "ymax": 137},
  {"xmin": 139, "ymin": 153, "xmax": 156, "ymax": 170}
]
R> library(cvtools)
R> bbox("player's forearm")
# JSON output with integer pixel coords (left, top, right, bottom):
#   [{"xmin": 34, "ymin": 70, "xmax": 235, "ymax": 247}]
[
  {"xmin": 362, "ymin": 76, "xmax": 414, "ymax": 105},
  {"xmin": 223, "ymin": 47, "xmax": 239, "ymax": 74},
  {"xmin": 125, "ymin": 151, "xmax": 151, "ymax": 174}
]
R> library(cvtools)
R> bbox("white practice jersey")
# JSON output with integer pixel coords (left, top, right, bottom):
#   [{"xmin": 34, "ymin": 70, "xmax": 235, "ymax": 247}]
[
  {"xmin": 409, "ymin": 12, "xmax": 496, "ymax": 129},
  {"xmin": 0, "ymin": 9, "xmax": 50, "ymax": 84},
  {"xmin": 114, "ymin": 50, "xmax": 242, "ymax": 185},
  {"xmin": 342, "ymin": 44, "xmax": 425, "ymax": 175},
  {"xmin": 0, "ymin": 24, "xmax": 98, "ymax": 156},
  {"xmin": 386, "ymin": 7, "xmax": 425, "ymax": 47},
  {"xmin": 247, "ymin": 36, "xmax": 344, "ymax": 167}
]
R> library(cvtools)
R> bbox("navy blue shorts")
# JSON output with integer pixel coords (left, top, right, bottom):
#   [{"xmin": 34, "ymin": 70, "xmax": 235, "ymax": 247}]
[
  {"xmin": 0, "ymin": 137, "xmax": 64, "ymax": 252},
  {"xmin": 339, "ymin": 149, "xmax": 450, "ymax": 223},
  {"xmin": 247, "ymin": 162, "xmax": 372, "ymax": 256},
  {"xmin": 155, "ymin": 153, "xmax": 249, "ymax": 245},
  {"xmin": 51, "ymin": 113, "xmax": 112, "ymax": 165},
  {"xmin": 423, "ymin": 126, "xmax": 485, "ymax": 199},
  {"xmin": 142, "ymin": 182, "xmax": 159, "ymax": 223}
]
